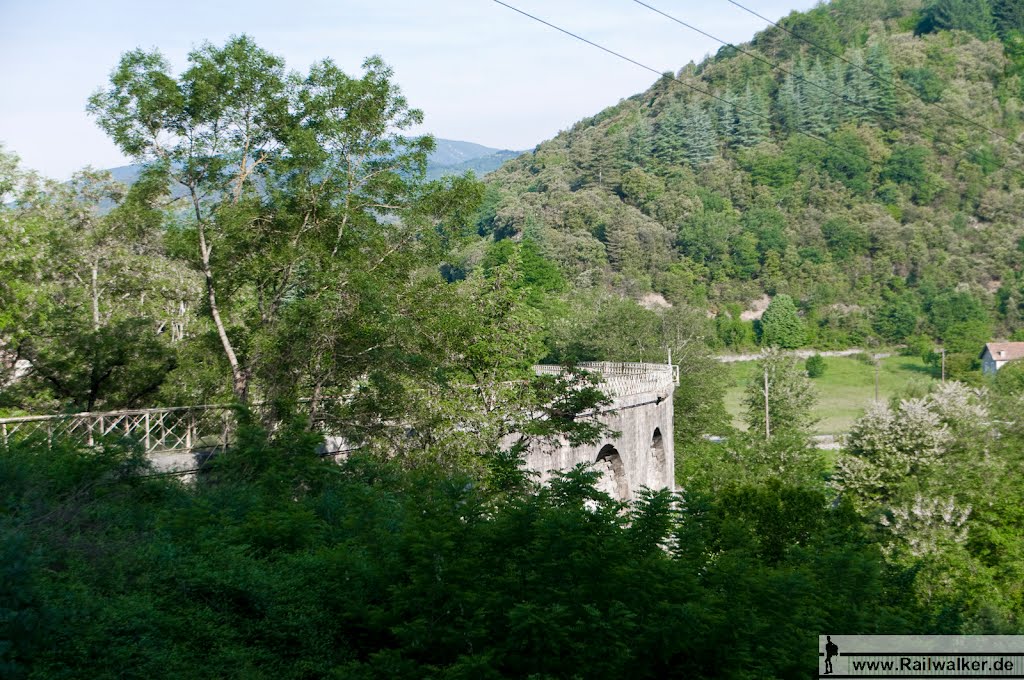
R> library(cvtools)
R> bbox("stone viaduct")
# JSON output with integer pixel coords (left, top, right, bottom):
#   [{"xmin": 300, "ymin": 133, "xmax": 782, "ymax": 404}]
[
  {"xmin": 0, "ymin": 362, "xmax": 677, "ymax": 501},
  {"xmin": 523, "ymin": 362, "xmax": 677, "ymax": 499}
]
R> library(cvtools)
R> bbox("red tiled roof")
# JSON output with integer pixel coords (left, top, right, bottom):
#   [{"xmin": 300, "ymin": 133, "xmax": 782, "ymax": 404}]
[{"xmin": 980, "ymin": 342, "xmax": 1024, "ymax": 361}]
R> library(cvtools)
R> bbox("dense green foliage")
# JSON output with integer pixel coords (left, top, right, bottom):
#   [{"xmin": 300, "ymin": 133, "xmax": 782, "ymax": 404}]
[
  {"xmin": 1, "ymin": 435, "xmax": 911, "ymax": 679},
  {"xmin": 832, "ymin": 381, "xmax": 1024, "ymax": 629},
  {"xmin": 10, "ymin": 384, "xmax": 1019, "ymax": 677}
]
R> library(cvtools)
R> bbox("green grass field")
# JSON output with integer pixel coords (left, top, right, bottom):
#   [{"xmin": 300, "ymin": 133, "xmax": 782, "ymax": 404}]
[{"xmin": 722, "ymin": 355, "xmax": 937, "ymax": 435}]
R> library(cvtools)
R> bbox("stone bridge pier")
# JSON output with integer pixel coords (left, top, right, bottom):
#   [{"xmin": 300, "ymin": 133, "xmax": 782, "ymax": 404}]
[{"xmin": 523, "ymin": 362, "xmax": 677, "ymax": 501}]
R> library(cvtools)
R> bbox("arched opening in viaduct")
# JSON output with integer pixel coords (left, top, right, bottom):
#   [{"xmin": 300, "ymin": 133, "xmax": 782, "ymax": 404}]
[
  {"xmin": 651, "ymin": 428, "xmax": 665, "ymax": 468},
  {"xmin": 595, "ymin": 443, "xmax": 630, "ymax": 500}
]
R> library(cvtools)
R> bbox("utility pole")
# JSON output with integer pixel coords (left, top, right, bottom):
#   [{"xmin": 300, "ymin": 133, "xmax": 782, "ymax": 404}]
[
  {"xmin": 764, "ymin": 365, "xmax": 771, "ymax": 441},
  {"xmin": 874, "ymin": 358, "xmax": 880, "ymax": 403}
]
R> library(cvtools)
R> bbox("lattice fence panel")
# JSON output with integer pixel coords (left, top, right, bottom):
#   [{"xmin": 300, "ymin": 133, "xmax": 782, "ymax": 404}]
[{"xmin": 0, "ymin": 406, "xmax": 236, "ymax": 456}]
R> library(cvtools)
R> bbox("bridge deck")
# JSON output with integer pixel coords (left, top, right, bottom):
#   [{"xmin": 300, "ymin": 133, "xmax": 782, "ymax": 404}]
[{"xmin": 0, "ymin": 362, "xmax": 678, "ymax": 460}]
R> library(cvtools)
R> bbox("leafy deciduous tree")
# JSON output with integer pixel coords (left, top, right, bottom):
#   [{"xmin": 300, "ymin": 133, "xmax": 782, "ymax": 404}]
[
  {"xmin": 743, "ymin": 348, "xmax": 817, "ymax": 438},
  {"xmin": 88, "ymin": 37, "xmax": 476, "ymax": 410}
]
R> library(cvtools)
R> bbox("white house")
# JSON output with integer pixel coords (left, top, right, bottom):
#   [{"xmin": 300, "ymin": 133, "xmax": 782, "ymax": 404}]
[{"xmin": 980, "ymin": 342, "xmax": 1024, "ymax": 375}]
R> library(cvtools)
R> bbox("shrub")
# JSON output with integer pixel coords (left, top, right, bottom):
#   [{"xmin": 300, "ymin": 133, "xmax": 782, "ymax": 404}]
[
  {"xmin": 993, "ymin": 361, "xmax": 1024, "ymax": 395},
  {"xmin": 850, "ymin": 351, "xmax": 875, "ymax": 365},
  {"xmin": 903, "ymin": 334, "xmax": 934, "ymax": 358},
  {"xmin": 805, "ymin": 354, "xmax": 827, "ymax": 378}
]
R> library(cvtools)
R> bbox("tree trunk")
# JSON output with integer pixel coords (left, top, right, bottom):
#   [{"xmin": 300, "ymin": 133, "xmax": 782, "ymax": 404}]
[
  {"xmin": 193, "ymin": 195, "xmax": 248, "ymax": 404},
  {"xmin": 90, "ymin": 261, "xmax": 100, "ymax": 332}
]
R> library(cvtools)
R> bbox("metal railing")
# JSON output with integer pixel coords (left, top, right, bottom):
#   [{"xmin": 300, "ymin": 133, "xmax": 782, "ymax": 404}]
[{"xmin": 0, "ymin": 404, "xmax": 236, "ymax": 455}]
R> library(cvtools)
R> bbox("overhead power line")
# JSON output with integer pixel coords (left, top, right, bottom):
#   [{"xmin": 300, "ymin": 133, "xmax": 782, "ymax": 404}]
[
  {"xmin": 493, "ymin": 1, "xmax": 669, "ymax": 83},
  {"xmin": 490, "ymin": 0, "xmax": 878, "ymax": 170},
  {"xmin": 722, "ymin": 0, "xmax": 1024, "ymax": 153}
]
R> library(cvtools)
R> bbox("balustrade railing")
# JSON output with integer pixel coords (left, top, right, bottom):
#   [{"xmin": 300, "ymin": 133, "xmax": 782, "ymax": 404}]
[{"xmin": 533, "ymin": 361, "xmax": 678, "ymax": 397}]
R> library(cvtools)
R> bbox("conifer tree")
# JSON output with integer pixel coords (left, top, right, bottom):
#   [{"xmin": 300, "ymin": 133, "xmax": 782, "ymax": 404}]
[
  {"xmin": 653, "ymin": 102, "xmax": 717, "ymax": 167},
  {"xmin": 760, "ymin": 294, "xmax": 806, "ymax": 348},
  {"xmin": 919, "ymin": 0, "xmax": 997, "ymax": 40},
  {"xmin": 653, "ymin": 102, "xmax": 688, "ymax": 165},
  {"xmin": 866, "ymin": 42, "xmax": 897, "ymax": 122},
  {"xmin": 831, "ymin": 59, "xmax": 848, "ymax": 126},
  {"xmin": 626, "ymin": 118, "xmax": 653, "ymax": 166},
  {"xmin": 737, "ymin": 83, "xmax": 770, "ymax": 146},
  {"xmin": 715, "ymin": 94, "xmax": 739, "ymax": 145},
  {"xmin": 604, "ymin": 216, "xmax": 643, "ymax": 274},
  {"xmin": 847, "ymin": 49, "xmax": 873, "ymax": 124},
  {"xmin": 801, "ymin": 58, "xmax": 832, "ymax": 136},
  {"xmin": 777, "ymin": 70, "xmax": 804, "ymax": 133},
  {"xmin": 683, "ymin": 103, "xmax": 719, "ymax": 166},
  {"xmin": 993, "ymin": 0, "xmax": 1024, "ymax": 37}
]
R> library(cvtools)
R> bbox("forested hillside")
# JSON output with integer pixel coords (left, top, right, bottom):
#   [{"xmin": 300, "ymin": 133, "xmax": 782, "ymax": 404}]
[{"xmin": 468, "ymin": 0, "xmax": 1024, "ymax": 364}]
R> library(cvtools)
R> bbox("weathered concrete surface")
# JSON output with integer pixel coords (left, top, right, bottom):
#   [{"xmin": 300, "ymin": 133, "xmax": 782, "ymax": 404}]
[
  {"xmin": 149, "ymin": 450, "xmax": 200, "ymax": 473},
  {"xmin": 521, "ymin": 381, "xmax": 675, "ymax": 501}
]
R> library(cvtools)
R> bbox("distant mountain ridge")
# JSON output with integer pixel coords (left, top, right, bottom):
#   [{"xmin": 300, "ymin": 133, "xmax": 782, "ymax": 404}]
[
  {"xmin": 427, "ymin": 139, "xmax": 525, "ymax": 179},
  {"xmin": 101, "ymin": 138, "xmax": 524, "ymax": 188},
  {"xmin": 428, "ymin": 139, "xmax": 520, "ymax": 167}
]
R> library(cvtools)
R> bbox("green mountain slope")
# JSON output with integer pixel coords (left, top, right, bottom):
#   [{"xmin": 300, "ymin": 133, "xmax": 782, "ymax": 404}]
[{"xmin": 476, "ymin": 0, "xmax": 1024, "ymax": 353}]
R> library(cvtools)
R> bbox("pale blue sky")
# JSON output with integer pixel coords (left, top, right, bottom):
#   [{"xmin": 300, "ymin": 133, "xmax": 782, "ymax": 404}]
[{"xmin": 0, "ymin": 0, "xmax": 818, "ymax": 179}]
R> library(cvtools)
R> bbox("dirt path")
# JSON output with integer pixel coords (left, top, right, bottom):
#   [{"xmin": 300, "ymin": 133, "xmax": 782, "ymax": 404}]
[
  {"xmin": 715, "ymin": 349, "xmax": 893, "ymax": 363},
  {"xmin": 704, "ymin": 433, "xmax": 844, "ymax": 450}
]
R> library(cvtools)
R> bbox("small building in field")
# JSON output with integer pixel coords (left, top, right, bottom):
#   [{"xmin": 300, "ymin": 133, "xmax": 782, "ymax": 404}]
[{"xmin": 980, "ymin": 342, "xmax": 1024, "ymax": 375}]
